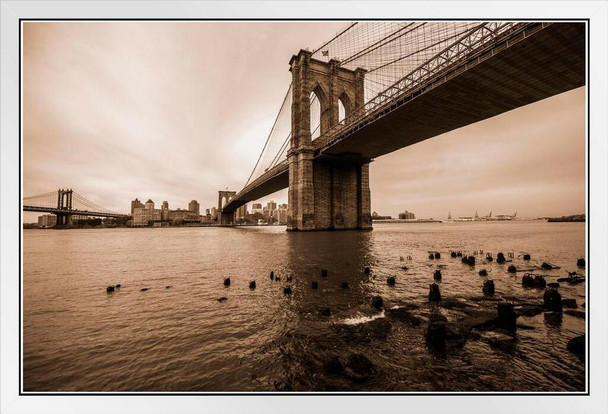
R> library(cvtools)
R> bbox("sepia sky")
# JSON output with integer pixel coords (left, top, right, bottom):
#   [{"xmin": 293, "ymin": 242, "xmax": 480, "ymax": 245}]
[{"xmin": 23, "ymin": 22, "xmax": 586, "ymax": 221}]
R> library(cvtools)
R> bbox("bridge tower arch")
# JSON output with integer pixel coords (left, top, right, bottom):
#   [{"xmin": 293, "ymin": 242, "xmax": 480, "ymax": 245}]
[
  {"xmin": 218, "ymin": 190, "xmax": 237, "ymax": 226},
  {"xmin": 288, "ymin": 49, "xmax": 371, "ymax": 231},
  {"xmin": 55, "ymin": 188, "xmax": 73, "ymax": 227}
]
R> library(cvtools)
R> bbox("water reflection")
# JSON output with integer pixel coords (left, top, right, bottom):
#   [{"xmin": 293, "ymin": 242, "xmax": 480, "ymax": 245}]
[{"xmin": 23, "ymin": 222, "xmax": 585, "ymax": 392}]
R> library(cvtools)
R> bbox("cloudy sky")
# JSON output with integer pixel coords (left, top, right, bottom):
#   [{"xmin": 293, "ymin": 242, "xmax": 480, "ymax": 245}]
[{"xmin": 23, "ymin": 22, "xmax": 585, "ymax": 221}]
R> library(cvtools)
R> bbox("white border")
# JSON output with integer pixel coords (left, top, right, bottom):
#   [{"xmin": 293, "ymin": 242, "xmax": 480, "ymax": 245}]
[{"xmin": 2, "ymin": 1, "xmax": 607, "ymax": 413}]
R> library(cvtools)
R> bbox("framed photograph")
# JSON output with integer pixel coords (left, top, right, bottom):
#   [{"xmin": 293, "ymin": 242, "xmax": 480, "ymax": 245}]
[{"xmin": 1, "ymin": 1, "xmax": 606, "ymax": 413}]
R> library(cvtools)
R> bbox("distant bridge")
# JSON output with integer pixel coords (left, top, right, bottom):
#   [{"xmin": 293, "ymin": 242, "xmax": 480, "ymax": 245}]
[
  {"xmin": 23, "ymin": 189, "xmax": 130, "ymax": 226},
  {"xmin": 219, "ymin": 22, "xmax": 585, "ymax": 231}
]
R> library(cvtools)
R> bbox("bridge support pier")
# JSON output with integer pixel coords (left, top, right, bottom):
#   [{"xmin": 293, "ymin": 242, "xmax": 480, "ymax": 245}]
[
  {"xmin": 220, "ymin": 211, "xmax": 235, "ymax": 227},
  {"xmin": 54, "ymin": 213, "xmax": 71, "ymax": 228},
  {"xmin": 287, "ymin": 152, "xmax": 372, "ymax": 231}
]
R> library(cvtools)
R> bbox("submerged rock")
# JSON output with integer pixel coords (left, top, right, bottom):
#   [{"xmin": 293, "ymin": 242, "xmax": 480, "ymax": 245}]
[
  {"xmin": 482, "ymin": 330, "xmax": 517, "ymax": 351},
  {"xmin": 523, "ymin": 254, "xmax": 531, "ymax": 260},
  {"xmin": 283, "ymin": 286, "xmax": 293, "ymax": 295},
  {"xmin": 387, "ymin": 276, "xmax": 396, "ymax": 286},
  {"xmin": 534, "ymin": 275, "xmax": 546, "ymax": 288},
  {"xmin": 567, "ymin": 335, "xmax": 585, "ymax": 356},
  {"xmin": 429, "ymin": 253, "xmax": 435, "ymax": 260},
  {"xmin": 508, "ymin": 265, "xmax": 517, "ymax": 273},
  {"xmin": 434, "ymin": 252, "xmax": 441, "ymax": 259},
  {"xmin": 371, "ymin": 296, "xmax": 384, "ymax": 310},
  {"xmin": 496, "ymin": 252, "xmax": 506, "ymax": 263},
  {"xmin": 426, "ymin": 313, "xmax": 447, "ymax": 351},
  {"xmin": 106, "ymin": 285, "xmax": 115, "ymax": 293},
  {"xmin": 428, "ymin": 283, "xmax": 441, "ymax": 302},
  {"xmin": 385, "ymin": 307, "xmax": 422, "ymax": 326},
  {"xmin": 115, "ymin": 284, "xmax": 121, "ymax": 289},
  {"xmin": 344, "ymin": 354, "xmax": 377, "ymax": 382},
  {"xmin": 223, "ymin": 277, "xmax": 231, "ymax": 286},
  {"xmin": 451, "ymin": 251, "xmax": 457, "ymax": 258},
  {"xmin": 324, "ymin": 356, "xmax": 344, "ymax": 375},
  {"xmin": 544, "ymin": 288, "xmax": 562, "ymax": 312},
  {"xmin": 217, "ymin": 296, "xmax": 227, "ymax": 302},
  {"xmin": 433, "ymin": 270, "xmax": 442, "ymax": 281},
  {"xmin": 249, "ymin": 280, "xmax": 256, "ymax": 289},
  {"xmin": 467, "ymin": 256, "xmax": 476, "ymax": 266},
  {"xmin": 496, "ymin": 303, "xmax": 518, "ymax": 332},
  {"xmin": 140, "ymin": 287, "xmax": 149, "ymax": 292},
  {"xmin": 479, "ymin": 269, "xmax": 488, "ymax": 277},
  {"xmin": 522, "ymin": 274, "xmax": 535, "ymax": 287},
  {"xmin": 270, "ymin": 271, "xmax": 274, "ymax": 280},
  {"xmin": 576, "ymin": 258, "xmax": 585, "ymax": 268},
  {"xmin": 483, "ymin": 279, "xmax": 495, "ymax": 296}
]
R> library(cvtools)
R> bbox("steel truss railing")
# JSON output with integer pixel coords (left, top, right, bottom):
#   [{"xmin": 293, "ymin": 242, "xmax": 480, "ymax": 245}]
[{"xmin": 314, "ymin": 22, "xmax": 544, "ymax": 152}]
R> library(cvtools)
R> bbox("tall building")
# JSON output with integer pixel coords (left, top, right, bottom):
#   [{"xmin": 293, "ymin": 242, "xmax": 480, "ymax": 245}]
[
  {"xmin": 266, "ymin": 201, "xmax": 277, "ymax": 212},
  {"xmin": 188, "ymin": 200, "xmax": 200, "ymax": 215},
  {"xmin": 145, "ymin": 199, "xmax": 155, "ymax": 210},
  {"xmin": 131, "ymin": 198, "xmax": 144, "ymax": 214},
  {"xmin": 251, "ymin": 203, "xmax": 263, "ymax": 214},
  {"xmin": 161, "ymin": 201, "xmax": 170, "ymax": 220},
  {"xmin": 237, "ymin": 204, "xmax": 248, "ymax": 220},
  {"xmin": 276, "ymin": 204, "xmax": 288, "ymax": 225}
]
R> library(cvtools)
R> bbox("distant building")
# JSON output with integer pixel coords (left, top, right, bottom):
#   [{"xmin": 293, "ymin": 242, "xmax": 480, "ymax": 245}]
[
  {"xmin": 210, "ymin": 207, "xmax": 218, "ymax": 220},
  {"xmin": 37, "ymin": 214, "xmax": 57, "ymax": 228},
  {"xmin": 161, "ymin": 201, "xmax": 170, "ymax": 220},
  {"xmin": 133, "ymin": 205, "xmax": 161, "ymax": 226},
  {"xmin": 276, "ymin": 205, "xmax": 288, "ymax": 224},
  {"xmin": 251, "ymin": 203, "xmax": 263, "ymax": 214},
  {"xmin": 145, "ymin": 199, "xmax": 155, "ymax": 210},
  {"xmin": 398, "ymin": 210, "xmax": 416, "ymax": 220},
  {"xmin": 169, "ymin": 209, "xmax": 200, "ymax": 224},
  {"xmin": 205, "ymin": 209, "xmax": 210, "ymax": 216},
  {"xmin": 237, "ymin": 204, "xmax": 248, "ymax": 220},
  {"xmin": 188, "ymin": 200, "xmax": 200, "ymax": 215},
  {"xmin": 372, "ymin": 211, "xmax": 392, "ymax": 220},
  {"xmin": 131, "ymin": 198, "xmax": 144, "ymax": 214},
  {"xmin": 267, "ymin": 200, "xmax": 277, "ymax": 212}
]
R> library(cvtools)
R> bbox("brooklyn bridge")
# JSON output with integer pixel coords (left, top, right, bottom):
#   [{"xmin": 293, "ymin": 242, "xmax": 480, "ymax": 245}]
[{"xmin": 23, "ymin": 22, "xmax": 585, "ymax": 230}]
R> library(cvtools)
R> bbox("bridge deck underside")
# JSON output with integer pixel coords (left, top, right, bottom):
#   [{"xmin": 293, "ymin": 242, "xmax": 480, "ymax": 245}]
[{"xmin": 224, "ymin": 23, "xmax": 585, "ymax": 212}]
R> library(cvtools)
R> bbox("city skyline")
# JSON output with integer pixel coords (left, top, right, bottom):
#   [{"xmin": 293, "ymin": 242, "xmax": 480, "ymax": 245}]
[{"xmin": 23, "ymin": 22, "xmax": 585, "ymax": 222}]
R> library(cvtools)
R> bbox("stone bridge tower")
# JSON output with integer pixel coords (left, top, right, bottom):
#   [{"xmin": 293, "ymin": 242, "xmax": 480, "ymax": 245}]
[
  {"xmin": 218, "ymin": 190, "xmax": 237, "ymax": 225},
  {"xmin": 287, "ymin": 49, "xmax": 372, "ymax": 231}
]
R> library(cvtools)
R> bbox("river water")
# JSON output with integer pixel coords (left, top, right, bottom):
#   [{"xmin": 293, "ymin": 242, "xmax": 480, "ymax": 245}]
[{"xmin": 22, "ymin": 221, "xmax": 586, "ymax": 392}]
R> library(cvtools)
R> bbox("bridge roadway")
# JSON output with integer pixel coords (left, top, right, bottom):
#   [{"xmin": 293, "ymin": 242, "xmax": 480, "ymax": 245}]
[
  {"xmin": 23, "ymin": 206, "xmax": 130, "ymax": 219},
  {"xmin": 223, "ymin": 22, "xmax": 585, "ymax": 213}
]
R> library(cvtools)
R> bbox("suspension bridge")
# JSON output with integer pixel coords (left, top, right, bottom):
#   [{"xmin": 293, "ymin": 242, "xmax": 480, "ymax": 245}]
[
  {"xmin": 219, "ymin": 21, "xmax": 585, "ymax": 231},
  {"xmin": 23, "ymin": 189, "xmax": 130, "ymax": 226}
]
